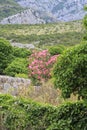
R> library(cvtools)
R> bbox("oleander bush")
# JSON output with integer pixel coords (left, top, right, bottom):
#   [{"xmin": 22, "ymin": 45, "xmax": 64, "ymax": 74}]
[
  {"xmin": 53, "ymin": 42, "xmax": 87, "ymax": 99},
  {"xmin": 28, "ymin": 50, "xmax": 58, "ymax": 85},
  {"xmin": 0, "ymin": 94, "xmax": 87, "ymax": 130}
]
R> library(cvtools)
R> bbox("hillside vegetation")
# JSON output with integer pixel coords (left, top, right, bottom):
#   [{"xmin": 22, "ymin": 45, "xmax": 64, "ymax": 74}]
[
  {"xmin": 0, "ymin": 94, "xmax": 87, "ymax": 130},
  {"xmin": 0, "ymin": 0, "xmax": 23, "ymax": 20},
  {"xmin": 0, "ymin": 20, "xmax": 85, "ymax": 47},
  {"xmin": 0, "ymin": 8, "xmax": 87, "ymax": 130}
]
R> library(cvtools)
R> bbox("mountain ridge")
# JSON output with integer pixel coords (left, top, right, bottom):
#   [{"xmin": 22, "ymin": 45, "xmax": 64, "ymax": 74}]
[
  {"xmin": 0, "ymin": 0, "xmax": 87, "ymax": 24},
  {"xmin": 0, "ymin": 0, "xmax": 23, "ymax": 21}
]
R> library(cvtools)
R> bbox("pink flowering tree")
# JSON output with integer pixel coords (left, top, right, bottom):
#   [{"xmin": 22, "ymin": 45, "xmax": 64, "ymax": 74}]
[{"xmin": 28, "ymin": 50, "xmax": 58, "ymax": 85}]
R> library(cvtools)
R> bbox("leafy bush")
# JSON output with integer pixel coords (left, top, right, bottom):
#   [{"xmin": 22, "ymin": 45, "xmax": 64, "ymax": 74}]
[
  {"xmin": 0, "ymin": 94, "xmax": 87, "ymax": 130},
  {"xmin": 0, "ymin": 23, "xmax": 83, "ymax": 48},
  {"xmin": 0, "ymin": 38, "xmax": 13, "ymax": 74},
  {"xmin": 83, "ymin": 14, "xmax": 87, "ymax": 30},
  {"xmin": 47, "ymin": 120, "xmax": 71, "ymax": 130},
  {"xmin": 48, "ymin": 45, "xmax": 65, "ymax": 55},
  {"xmin": 13, "ymin": 47, "xmax": 31, "ymax": 58},
  {"xmin": 28, "ymin": 50, "xmax": 58, "ymax": 85},
  {"xmin": 4, "ymin": 58, "xmax": 28, "ymax": 77},
  {"xmin": 53, "ymin": 42, "xmax": 87, "ymax": 99},
  {"xmin": 15, "ymin": 73, "xmax": 28, "ymax": 79}
]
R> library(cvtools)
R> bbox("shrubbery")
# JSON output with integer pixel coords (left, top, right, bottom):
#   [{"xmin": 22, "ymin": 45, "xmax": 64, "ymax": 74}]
[
  {"xmin": 53, "ymin": 42, "xmax": 87, "ymax": 99},
  {"xmin": 0, "ymin": 38, "xmax": 13, "ymax": 74},
  {"xmin": 48, "ymin": 45, "xmax": 65, "ymax": 55},
  {"xmin": 0, "ymin": 38, "xmax": 31, "ymax": 77},
  {"xmin": 15, "ymin": 73, "xmax": 28, "ymax": 78},
  {"xmin": 13, "ymin": 47, "xmax": 31, "ymax": 58},
  {"xmin": 4, "ymin": 58, "xmax": 28, "ymax": 77},
  {"xmin": 0, "ymin": 94, "xmax": 87, "ymax": 130}
]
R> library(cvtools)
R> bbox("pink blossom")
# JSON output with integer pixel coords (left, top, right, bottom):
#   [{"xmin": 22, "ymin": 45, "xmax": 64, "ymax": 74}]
[{"xmin": 28, "ymin": 50, "xmax": 58, "ymax": 84}]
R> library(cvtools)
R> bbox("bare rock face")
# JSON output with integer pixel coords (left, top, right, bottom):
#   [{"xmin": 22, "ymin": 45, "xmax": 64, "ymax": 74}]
[
  {"xmin": 0, "ymin": 9, "xmax": 45, "ymax": 24},
  {"xmin": 0, "ymin": 0, "xmax": 87, "ymax": 24},
  {"xmin": 11, "ymin": 42, "xmax": 35, "ymax": 49},
  {"xmin": 17, "ymin": 0, "xmax": 87, "ymax": 21}
]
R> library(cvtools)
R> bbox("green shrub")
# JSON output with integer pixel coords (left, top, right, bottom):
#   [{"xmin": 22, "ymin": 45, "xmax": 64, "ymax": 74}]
[
  {"xmin": 4, "ymin": 58, "xmax": 28, "ymax": 77},
  {"xmin": 47, "ymin": 120, "xmax": 71, "ymax": 130},
  {"xmin": 83, "ymin": 14, "xmax": 87, "ymax": 30},
  {"xmin": 0, "ymin": 94, "xmax": 87, "ymax": 130},
  {"xmin": 48, "ymin": 45, "xmax": 65, "ymax": 55},
  {"xmin": 53, "ymin": 42, "xmax": 87, "ymax": 99},
  {"xmin": 0, "ymin": 38, "xmax": 13, "ymax": 74},
  {"xmin": 15, "ymin": 73, "xmax": 28, "ymax": 79},
  {"xmin": 13, "ymin": 47, "xmax": 31, "ymax": 58}
]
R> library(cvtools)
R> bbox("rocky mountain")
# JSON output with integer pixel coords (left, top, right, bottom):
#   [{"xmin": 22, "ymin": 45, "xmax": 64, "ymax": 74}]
[
  {"xmin": 0, "ymin": 8, "xmax": 57, "ymax": 24},
  {"xmin": 17, "ymin": 0, "xmax": 87, "ymax": 21},
  {"xmin": 0, "ymin": 0, "xmax": 87, "ymax": 24}
]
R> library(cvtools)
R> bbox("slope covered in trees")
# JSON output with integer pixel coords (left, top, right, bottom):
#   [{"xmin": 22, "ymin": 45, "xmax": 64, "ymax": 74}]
[
  {"xmin": 0, "ymin": 20, "xmax": 84, "ymax": 48},
  {"xmin": 0, "ymin": 0, "xmax": 23, "ymax": 20}
]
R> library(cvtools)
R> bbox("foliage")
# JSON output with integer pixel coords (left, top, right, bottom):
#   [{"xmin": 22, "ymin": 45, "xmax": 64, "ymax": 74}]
[
  {"xmin": 15, "ymin": 81, "xmax": 64, "ymax": 106},
  {"xmin": 28, "ymin": 50, "xmax": 58, "ymax": 85},
  {"xmin": 4, "ymin": 58, "xmax": 28, "ymax": 77},
  {"xmin": 84, "ymin": 5, "xmax": 87, "ymax": 11},
  {"xmin": 13, "ymin": 47, "xmax": 31, "ymax": 58},
  {"xmin": 47, "ymin": 121, "xmax": 71, "ymax": 130},
  {"xmin": 0, "ymin": 38, "xmax": 13, "ymax": 74},
  {"xmin": 48, "ymin": 45, "xmax": 65, "ymax": 55},
  {"xmin": 0, "ymin": 94, "xmax": 87, "ymax": 130},
  {"xmin": 53, "ymin": 42, "xmax": 87, "ymax": 99},
  {"xmin": 83, "ymin": 8, "xmax": 87, "ymax": 40},
  {"xmin": 15, "ymin": 73, "xmax": 28, "ymax": 79},
  {"xmin": 0, "ymin": 0, "xmax": 23, "ymax": 20},
  {"xmin": 83, "ymin": 14, "xmax": 87, "ymax": 30},
  {"xmin": 0, "ymin": 21, "xmax": 83, "ymax": 48}
]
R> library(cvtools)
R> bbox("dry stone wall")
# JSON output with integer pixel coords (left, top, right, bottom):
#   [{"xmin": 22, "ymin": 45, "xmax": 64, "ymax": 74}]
[{"xmin": 0, "ymin": 75, "xmax": 31, "ymax": 95}]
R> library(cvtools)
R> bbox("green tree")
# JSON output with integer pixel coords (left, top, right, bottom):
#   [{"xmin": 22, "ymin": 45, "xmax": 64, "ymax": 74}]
[
  {"xmin": 53, "ymin": 43, "xmax": 87, "ymax": 99},
  {"xmin": 13, "ymin": 47, "xmax": 31, "ymax": 58},
  {"xmin": 83, "ymin": 6, "xmax": 87, "ymax": 40},
  {"xmin": 4, "ymin": 58, "xmax": 28, "ymax": 77},
  {"xmin": 0, "ymin": 38, "xmax": 13, "ymax": 74}
]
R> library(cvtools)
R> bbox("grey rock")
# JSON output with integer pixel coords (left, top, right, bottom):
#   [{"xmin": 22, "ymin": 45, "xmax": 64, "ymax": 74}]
[
  {"xmin": 0, "ymin": 9, "xmax": 45, "ymax": 24},
  {"xmin": 17, "ymin": 0, "xmax": 87, "ymax": 21},
  {"xmin": 11, "ymin": 42, "xmax": 35, "ymax": 49},
  {"xmin": 1, "ymin": 0, "xmax": 87, "ymax": 24},
  {"xmin": 4, "ymin": 83, "xmax": 12, "ymax": 93},
  {"xmin": 0, "ymin": 75, "xmax": 31, "ymax": 95}
]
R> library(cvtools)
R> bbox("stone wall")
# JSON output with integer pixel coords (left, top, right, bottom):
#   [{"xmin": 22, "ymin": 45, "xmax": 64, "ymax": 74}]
[
  {"xmin": 0, "ymin": 75, "xmax": 31, "ymax": 95},
  {"xmin": 11, "ymin": 42, "xmax": 35, "ymax": 49}
]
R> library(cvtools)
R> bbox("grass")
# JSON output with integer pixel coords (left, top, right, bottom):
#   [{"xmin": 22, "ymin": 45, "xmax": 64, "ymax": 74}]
[
  {"xmin": 3, "ymin": 80, "xmax": 79, "ymax": 106},
  {"xmin": 0, "ymin": 20, "xmax": 85, "ymax": 48}
]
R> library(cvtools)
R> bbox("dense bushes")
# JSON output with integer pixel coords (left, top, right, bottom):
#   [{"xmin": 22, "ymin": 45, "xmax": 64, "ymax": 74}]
[
  {"xmin": 0, "ymin": 38, "xmax": 13, "ymax": 74},
  {"xmin": 0, "ymin": 24, "xmax": 83, "ymax": 48},
  {"xmin": 13, "ymin": 47, "xmax": 31, "ymax": 58},
  {"xmin": 47, "ymin": 121, "xmax": 71, "ymax": 130},
  {"xmin": 0, "ymin": 38, "xmax": 31, "ymax": 77},
  {"xmin": 48, "ymin": 45, "xmax": 65, "ymax": 55},
  {"xmin": 0, "ymin": 94, "xmax": 87, "ymax": 130},
  {"xmin": 53, "ymin": 42, "xmax": 87, "ymax": 99},
  {"xmin": 4, "ymin": 58, "xmax": 28, "ymax": 77}
]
